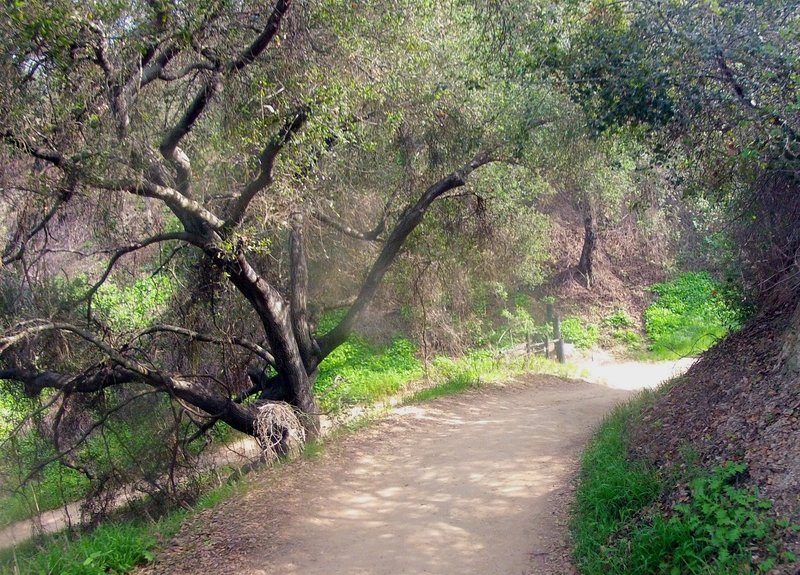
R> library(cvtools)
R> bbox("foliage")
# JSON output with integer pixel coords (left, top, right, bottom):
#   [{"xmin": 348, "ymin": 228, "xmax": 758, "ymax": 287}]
[
  {"xmin": 559, "ymin": 0, "xmax": 800, "ymax": 301},
  {"xmin": 0, "ymin": 393, "xmax": 183, "ymax": 524},
  {"xmin": 499, "ymin": 304, "xmax": 537, "ymax": 345},
  {"xmin": 93, "ymin": 275, "xmax": 176, "ymax": 331},
  {"xmin": 0, "ymin": 521, "xmax": 160, "ymax": 575},
  {"xmin": 603, "ymin": 309, "xmax": 636, "ymax": 330},
  {"xmin": 572, "ymin": 400, "xmax": 662, "ymax": 572},
  {"xmin": 0, "ymin": 469, "xmax": 250, "ymax": 575},
  {"xmin": 315, "ymin": 311, "xmax": 422, "ymax": 410},
  {"xmin": 602, "ymin": 310, "xmax": 641, "ymax": 349},
  {"xmin": 573, "ymin": 392, "xmax": 799, "ymax": 575},
  {"xmin": 644, "ymin": 272, "xmax": 748, "ymax": 358},
  {"xmin": 561, "ymin": 317, "xmax": 600, "ymax": 349}
]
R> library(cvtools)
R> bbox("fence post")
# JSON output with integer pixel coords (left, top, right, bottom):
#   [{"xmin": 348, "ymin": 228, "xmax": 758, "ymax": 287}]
[
  {"xmin": 553, "ymin": 314, "xmax": 565, "ymax": 364},
  {"xmin": 546, "ymin": 302, "xmax": 555, "ymax": 323}
]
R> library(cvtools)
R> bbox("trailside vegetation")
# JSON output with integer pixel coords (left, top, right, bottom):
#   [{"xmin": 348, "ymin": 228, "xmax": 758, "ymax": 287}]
[{"xmin": 573, "ymin": 389, "xmax": 799, "ymax": 575}]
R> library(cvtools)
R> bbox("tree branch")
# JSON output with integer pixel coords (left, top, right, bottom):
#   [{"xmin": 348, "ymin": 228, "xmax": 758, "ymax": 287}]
[
  {"xmin": 228, "ymin": 0, "xmax": 291, "ymax": 72},
  {"xmin": 317, "ymin": 151, "xmax": 492, "ymax": 357},
  {"xmin": 134, "ymin": 324, "xmax": 276, "ymax": 367},
  {"xmin": 0, "ymin": 321, "xmax": 159, "ymax": 380},
  {"xmin": 2, "ymin": 131, "xmax": 65, "ymax": 168},
  {"xmin": 157, "ymin": 0, "xmax": 292, "ymax": 189},
  {"xmin": 158, "ymin": 61, "xmax": 217, "ymax": 81},
  {"xmin": 91, "ymin": 176, "xmax": 225, "ymax": 230},
  {"xmin": 77, "ymin": 232, "xmax": 201, "ymax": 309},
  {"xmin": 0, "ymin": 366, "xmax": 139, "ymax": 396},
  {"xmin": 225, "ymin": 108, "xmax": 308, "ymax": 227},
  {"xmin": 715, "ymin": 51, "xmax": 797, "ymax": 140},
  {"xmin": 2, "ymin": 184, "xmax": 75, "ymax": 266},
  {"xmin": 289, "ymin": 213, "xmax": 315, "ymax": 365},
  {"xmin": 312, "ymin": 210, "xmax": 385, "ymax": 241}
]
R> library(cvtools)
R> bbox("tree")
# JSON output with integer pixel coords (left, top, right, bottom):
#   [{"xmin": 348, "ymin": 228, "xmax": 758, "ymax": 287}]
[
  {"xmin": 0, "ymin": 0, "xmax": 555, "ymax": 464},
  {"xmin": 560, "ymin": 0, "xmax": 800, "ymax": 300}
]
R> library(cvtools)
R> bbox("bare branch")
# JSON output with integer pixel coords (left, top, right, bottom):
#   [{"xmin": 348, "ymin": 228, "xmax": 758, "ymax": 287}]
[
  {"xmin": 312, "ymin": 210, "xmax": 385, "ymax": 241},
  {"xmin": 0, "ymin": 321, "xmax": 159, "ymax": 380},
  {"xmin": 19, "ymin": 389, "xmax": 161, "ymax": 486},
  {"xmin": 158, "ymin": 61, "xmax": 217, "ymax": 81},
  {"xmin": 78, "ymin": 232, "xmax": 201, "ymax": 307},
  {"xmin": 317, "ymin": 150, "xmax": 493, "ymax": 357},
  {"xmin": 2, "ymin": 185, "xmax": 75, "ymax": 266},
  {"xmin": 135, "ymin": 324, "xmax": 276, "ymax": 367},
  {"xmin": 2, "ymin": 131, "xmax": 65, "ymax": 168},
  {"xmin": 90, "ymin": 176, "xmax": 225, "ymax": 230},
  {"xmin": 157, "ymin": 0, "xmax": 292, "ymax": 195}
]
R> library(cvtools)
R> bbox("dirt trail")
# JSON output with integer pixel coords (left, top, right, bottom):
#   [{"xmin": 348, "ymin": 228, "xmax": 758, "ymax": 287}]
[
  {"xmin": 1, "ymin": 355, "xmax": 693, "ymax": 560},
  {"xmin": 141, "ymin": 376, "xmax": 633, "ymax": 575}
]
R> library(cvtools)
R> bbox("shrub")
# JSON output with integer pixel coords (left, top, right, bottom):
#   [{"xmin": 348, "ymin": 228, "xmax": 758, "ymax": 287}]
[
  {"xmin": 644, "ymin": 272, "xmax": 748, "ymax": 358},
  {"xmin": 573, "ymin": 395, "xmax": 798, "ymax": 575},
  {"xmin": 603, "ymin": 309, "xmax": 636, "ymax": 330},
  {"xmin": 561, "ymin": 317, "xmax": 600, "ymax": 349}
]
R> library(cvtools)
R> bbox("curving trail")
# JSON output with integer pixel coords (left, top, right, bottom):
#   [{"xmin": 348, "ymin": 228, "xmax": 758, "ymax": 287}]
[{"xmin": 142, "ymin": 376, "xmax": 633, "ymax": 575}]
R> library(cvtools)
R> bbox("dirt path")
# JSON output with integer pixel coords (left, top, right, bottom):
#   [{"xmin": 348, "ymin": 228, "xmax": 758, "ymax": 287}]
[
  {"xmin": 1, "ymin": 353, "xmax": 692, "ymax": 555},
  {"xmin": 141, "ymin": 375, "xmax": 632, "ymax": 575}
]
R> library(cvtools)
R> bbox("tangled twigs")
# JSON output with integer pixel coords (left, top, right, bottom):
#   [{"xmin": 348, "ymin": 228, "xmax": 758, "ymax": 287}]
[{"xmin": 253, "ymin": 402, "xmax": 306, "ymax": 463}]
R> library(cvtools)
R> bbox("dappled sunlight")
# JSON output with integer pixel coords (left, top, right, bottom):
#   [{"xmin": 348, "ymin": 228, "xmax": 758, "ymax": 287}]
[{"xmin": 242, "ymin": 382, "xmax": 625, "ymax": 575}]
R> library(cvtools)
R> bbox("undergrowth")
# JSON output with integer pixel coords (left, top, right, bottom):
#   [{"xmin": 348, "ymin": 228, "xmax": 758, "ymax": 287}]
[
  {"xmin": 572, "ymin": 386, "xmax": 798, "ymax": 575},
  {"xmin": 0, "ymin": 478, "xmax": 244, "ymax": 575},
  {"xmin": 644, "ymin": 272, "xmax": 748, "ymax": 359}
]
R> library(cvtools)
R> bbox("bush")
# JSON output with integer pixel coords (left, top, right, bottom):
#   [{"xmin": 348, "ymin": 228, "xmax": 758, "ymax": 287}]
[
  {"xmin": 561, "ymin": 317, "xmax": 600, "ymax": 349},
  {"xmin": 603, "ymin": 309, "xmax": 636, "ymax": 330},
  {"xmin": 644, "ymin": 272, "xmax": 748, "ymax": 358}
]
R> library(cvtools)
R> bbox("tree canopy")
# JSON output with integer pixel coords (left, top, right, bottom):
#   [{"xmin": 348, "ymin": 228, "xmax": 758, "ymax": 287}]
[{"xmin": 0, "ymin": 0, "xmax": 566, "ymax": 462}]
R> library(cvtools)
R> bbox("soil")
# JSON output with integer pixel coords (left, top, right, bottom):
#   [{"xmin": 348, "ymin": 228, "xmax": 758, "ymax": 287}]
[{"xmin": 138, "ymin": 375, "xmax": 637, "ymax": 575}]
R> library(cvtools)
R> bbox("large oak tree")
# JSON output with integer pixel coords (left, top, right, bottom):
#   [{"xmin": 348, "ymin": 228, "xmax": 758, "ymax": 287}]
[{"xmin": 0, "ymin": 0, "xmax": 550, "ymax": 456}]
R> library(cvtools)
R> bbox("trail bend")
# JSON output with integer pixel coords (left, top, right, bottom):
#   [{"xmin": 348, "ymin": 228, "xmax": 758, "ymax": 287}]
[{"xmin": 142, "ymin": 375, "xmax": 634, "ymax": 575}]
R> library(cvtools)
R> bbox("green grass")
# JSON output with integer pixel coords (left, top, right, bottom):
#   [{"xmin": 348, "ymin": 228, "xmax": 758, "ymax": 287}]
[
  {"xmin": 404, "ymin": 371, "xmax": 479, "ymax": 403},
  {"xmin": 314, "ymin": 311, "xmax": 423, "ymax": 410},
  {"xmin": 644, "ymin": 272, "xmax": 748, "ymax": 359},
  {"xmin": 572, "ymin": 385, "xmax": 798, "ymax": 575},
  {"xmin": 0, "ymin": 517, "xmax": 173, "ymax": 575},
  {"xmin": 0, "ymin": 476, "xmax": 246, "ymax": 575},
  {"xmin": 561, "ymin": 317, "xmax": 600, "ymax": 349}
]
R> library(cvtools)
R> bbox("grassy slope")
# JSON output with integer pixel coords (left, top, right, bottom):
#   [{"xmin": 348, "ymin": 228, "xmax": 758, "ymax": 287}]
[{"xmin": 572, "ymin": 380, "xmax": 799, "ymax": 575}]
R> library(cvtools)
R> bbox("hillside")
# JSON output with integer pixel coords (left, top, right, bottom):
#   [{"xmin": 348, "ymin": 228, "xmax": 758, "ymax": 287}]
[{"xmin": 630, "ymin": 298, "xmax": 800, "ymax": 568}]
